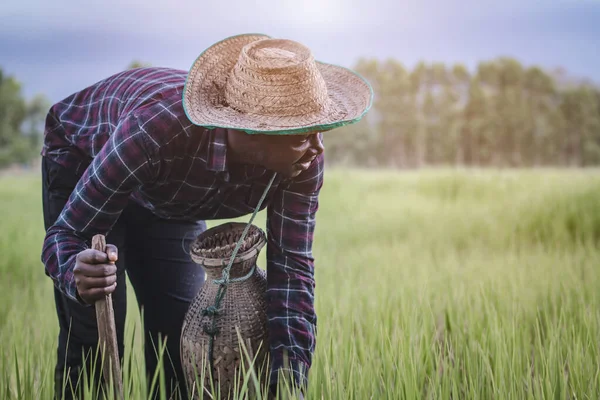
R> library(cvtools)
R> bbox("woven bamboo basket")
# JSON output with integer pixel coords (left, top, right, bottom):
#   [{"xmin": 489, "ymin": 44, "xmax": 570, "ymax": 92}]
[{"xmin": 181, "ymin": 222, "xmax": 270, "ymax": 399}]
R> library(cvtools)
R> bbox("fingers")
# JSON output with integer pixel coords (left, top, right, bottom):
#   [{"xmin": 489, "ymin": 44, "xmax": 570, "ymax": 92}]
[
  {"xmin": 74, "ymin": 260, "xmax": 117, "ymax": 277},
  {"xmin": 77, "ymin": 249, "xmax": 109, "ymax": 265},
  {"xmin": 76, "ymin": 244, "xmax": 118, "ymax": 266},
  {"xmin": 74, "ymin": 243, "xmax": 119, "ymax": 304},
  {"xmin": 75, "ymin": 274, "xmax": 117, "ymax": 301},
  {"xmin": 74, "ymin": 254, "xmax": 118, "ymax": 303},
  {"xmin": 76, "ymin": 274, "xmax": 118, "ymax": 291},
  {"xmin": 78, "ymin": 283, "xmax": 117, "ymax": 303},
  {"xmin": 105, "ymin": 244, "xmax": 118, "ymax": 262}
]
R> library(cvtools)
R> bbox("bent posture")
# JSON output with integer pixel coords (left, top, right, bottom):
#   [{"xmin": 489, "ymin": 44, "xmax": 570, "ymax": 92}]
[{"xmin": 40, "ymin": 33, "xmax": 372, "ymax": 399}]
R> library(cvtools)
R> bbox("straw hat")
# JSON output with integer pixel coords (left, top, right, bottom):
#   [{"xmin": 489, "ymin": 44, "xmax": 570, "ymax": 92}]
[{"xmin": 183, "ymin": 33, "xmax": 373, "ymax": 135}]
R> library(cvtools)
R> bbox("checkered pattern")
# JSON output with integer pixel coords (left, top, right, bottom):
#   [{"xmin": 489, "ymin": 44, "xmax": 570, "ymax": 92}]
[{"xmin": 41, "ymin": 67, "xmax": 323, "ymax": 389}]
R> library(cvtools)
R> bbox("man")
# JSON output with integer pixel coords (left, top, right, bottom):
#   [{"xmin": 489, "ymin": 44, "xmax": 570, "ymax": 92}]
[{"xmin": 40, "ymin": 33, "xmax": 372, "ymax": 399}]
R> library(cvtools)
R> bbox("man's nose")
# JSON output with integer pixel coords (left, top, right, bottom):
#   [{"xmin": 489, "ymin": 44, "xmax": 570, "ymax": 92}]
[{"xmin": 311, "ymin": 133, "xmax": 325, "ymax": 155}]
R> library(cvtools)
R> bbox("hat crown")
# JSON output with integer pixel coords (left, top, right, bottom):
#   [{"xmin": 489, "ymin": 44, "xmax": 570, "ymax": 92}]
[
  {"xmin": 183, "ymin": 33, "xmax": 372, "ymax": 134},
  {"xmin": 223, "ymin": 39, "xmax": 331, "ymax": 118}
]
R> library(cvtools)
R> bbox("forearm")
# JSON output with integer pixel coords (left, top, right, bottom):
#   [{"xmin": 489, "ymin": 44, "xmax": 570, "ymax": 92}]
[
  {"xmin": 42, "ymin": 224, "xmax": 88, "ymax": 302},
  {"xmin": 40, "ymin": 113, "xmax": 155, "ymax": 303},
  {"xmin": 266, "ymin": 249, "xmax": 316, "ymax": 389},
  {"xmin": 265, "ymin": 157, "xmax": 323, "ymax": 391}
]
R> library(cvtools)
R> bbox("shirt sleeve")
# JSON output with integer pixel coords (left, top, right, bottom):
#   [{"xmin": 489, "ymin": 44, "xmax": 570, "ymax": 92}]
[
  {"xmin": 265, "ymin": 151, "xmax": 325, "ymax": 391},
  {"xmin": 41, "ymin": 113, "xmax": 156, "ymax": 304}
]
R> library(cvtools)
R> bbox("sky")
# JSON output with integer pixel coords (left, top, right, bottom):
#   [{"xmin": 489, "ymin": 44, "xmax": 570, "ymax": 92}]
[{"xmin": 1, "ymin": 0, "xmax": 599, "ymax": 103}]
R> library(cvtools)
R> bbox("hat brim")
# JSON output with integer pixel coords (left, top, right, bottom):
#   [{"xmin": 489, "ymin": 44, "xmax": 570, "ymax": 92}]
[{"xmin": 183, "ymin": 33, "xmax": 374, "ymax": 135}]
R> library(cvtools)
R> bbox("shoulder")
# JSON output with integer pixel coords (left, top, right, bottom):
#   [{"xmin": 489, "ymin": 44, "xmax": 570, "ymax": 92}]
[
  {"xmin": 128, "ymin": 88, "xmax": 198, "ymax": 149},
  {"xmin": 47, "ymin": 67, "xmax": 188, "ymax": 124}
]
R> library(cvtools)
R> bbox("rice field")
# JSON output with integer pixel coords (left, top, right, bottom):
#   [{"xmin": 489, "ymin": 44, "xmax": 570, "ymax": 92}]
[{"xmin": 1, "ymin": 167, "xmax": 600, "ymax": 399}]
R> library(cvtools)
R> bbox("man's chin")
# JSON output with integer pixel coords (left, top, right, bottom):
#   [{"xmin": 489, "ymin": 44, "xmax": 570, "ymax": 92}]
[
  {"xmin": 276, "ymin": 167, "xmax": 303, "ymax": 179},
  {"xmin": 282, "ymin": 170, "xmax": 302, "ymax": 179}
]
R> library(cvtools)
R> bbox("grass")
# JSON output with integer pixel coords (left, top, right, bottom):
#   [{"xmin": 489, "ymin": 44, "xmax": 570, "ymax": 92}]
[{"xmin": 1, "ymin": 167, "xmax": 600, "ymax": 399}]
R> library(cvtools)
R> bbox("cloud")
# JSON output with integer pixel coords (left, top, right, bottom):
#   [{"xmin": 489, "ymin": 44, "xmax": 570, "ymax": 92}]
[{"xmin": 1, "ymin": 0, "xmax": 599, "ymax": 102}]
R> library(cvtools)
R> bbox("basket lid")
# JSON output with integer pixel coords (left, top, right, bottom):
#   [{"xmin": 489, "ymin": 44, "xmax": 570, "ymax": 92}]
[{"xmin": 190, "ymin": 222, "xmax": 266, "ymax": 267}]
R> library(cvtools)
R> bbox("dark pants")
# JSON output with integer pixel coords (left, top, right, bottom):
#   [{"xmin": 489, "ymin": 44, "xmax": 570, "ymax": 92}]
[{"xmin": 41, "ymin": 156, "xmax": 207, "ymax": 399}]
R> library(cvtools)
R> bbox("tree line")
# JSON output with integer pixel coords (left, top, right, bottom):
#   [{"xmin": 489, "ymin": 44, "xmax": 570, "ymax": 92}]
[
  {"xmin": 2, "ymin": 58, "xmax": 599, "ymax": 170},
  {"xmin": 0, "ymin": 61, "xmax": 146, "ymax": 169},
  {"xmin": 0, "ymin": 69, "xmax": 49, "ymax": 168},
  {"xmin": 324, "ymin": 57, "xmax": 600, "ymax": 168}
]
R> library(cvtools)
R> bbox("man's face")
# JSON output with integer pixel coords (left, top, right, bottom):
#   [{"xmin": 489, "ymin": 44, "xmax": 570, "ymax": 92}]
[
  {"xmin": 228, "ymin": 130, "xmax": 325, "ymax": 178},
  {"xmin": 259, "ymin": 132, "xmax": 325, "ymax": 178}
]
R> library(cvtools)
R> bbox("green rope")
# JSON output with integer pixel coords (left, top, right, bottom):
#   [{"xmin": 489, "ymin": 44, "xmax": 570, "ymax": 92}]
[
  {"xmin": 202, "ymin": 172, "xmax": 277, "ymax": 374},
  {"xmin": 213, "ymin": 264, "xmax": 256, "ymax": 285}
]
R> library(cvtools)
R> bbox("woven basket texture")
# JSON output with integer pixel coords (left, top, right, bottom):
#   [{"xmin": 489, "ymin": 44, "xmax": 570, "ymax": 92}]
[{"xmin": 181, "ymin": 222, "xmax": 270, "ymax": 399}]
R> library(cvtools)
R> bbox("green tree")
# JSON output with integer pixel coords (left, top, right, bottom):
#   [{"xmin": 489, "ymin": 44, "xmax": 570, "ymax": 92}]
[
  {"xmin": 323, "ymin": 58, "xmax": 379, "ymax": 166},
  {"xmin": 436, "ymin": 64, "xmax": 464, "ymax": 165},
  {"xmin": 561, "ymin": 86, "xmax": 600, "ymax": 166},
  {"xmin": 0, "ymin": 68, "xmax": 49, "ymax": 168},
  {"xmin": 450, "ymin": 64, "xmax": 471, "ymax": 165},
  {"xmin": 462, "ymin": 77, "xmax": 488, "ymax": 166},
  {"xmin": 378, "ymin": 59, "xmax": 413, "ymax": 167},
  {"xmin": 320, "ymin": 56, "xmax": 600, "ymax": 169},
  {"xmin": 522, "ymin": 67, "xmax": 555, "ymax": 166}
]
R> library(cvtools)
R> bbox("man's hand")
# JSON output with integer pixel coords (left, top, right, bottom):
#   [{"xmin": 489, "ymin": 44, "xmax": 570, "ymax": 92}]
[{"xmin": 74, "ymin": 244, "xmax": 118, "ymax": 304}]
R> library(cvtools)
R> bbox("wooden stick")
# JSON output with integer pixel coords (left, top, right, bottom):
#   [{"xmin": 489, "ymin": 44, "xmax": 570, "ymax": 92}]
[{"xmin": 91, "ymin": 234, "xmax": 124, "ymax": 400}]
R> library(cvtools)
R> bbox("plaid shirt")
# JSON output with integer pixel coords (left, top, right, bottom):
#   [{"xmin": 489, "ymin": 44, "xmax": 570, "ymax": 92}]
[{"xmin": 41, "ymin": 67, "xmax": 323, "ymax": 389}]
